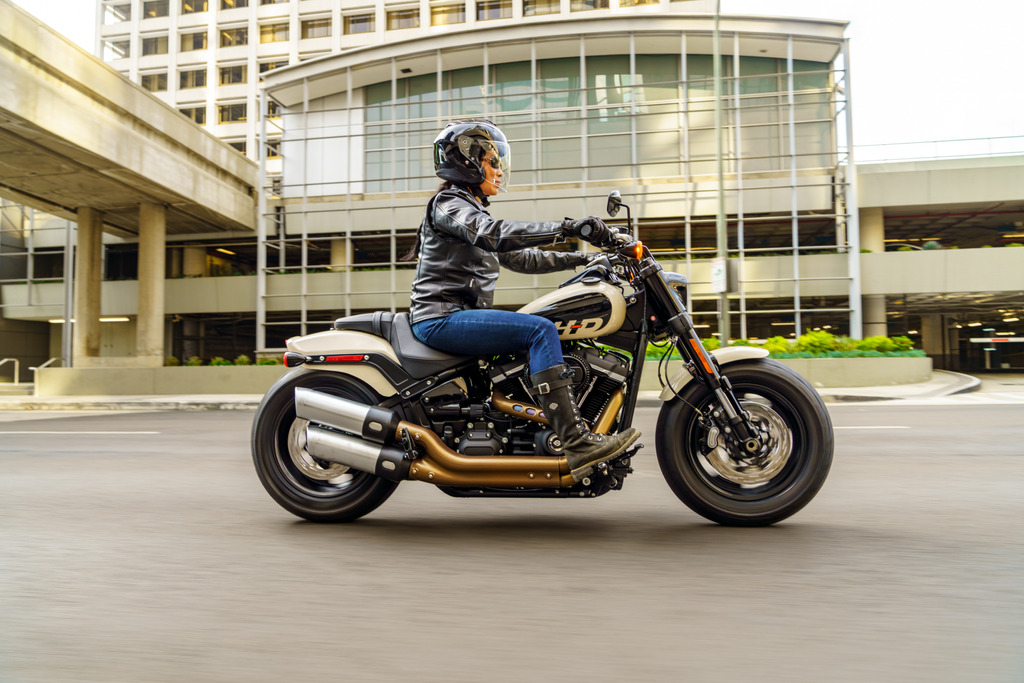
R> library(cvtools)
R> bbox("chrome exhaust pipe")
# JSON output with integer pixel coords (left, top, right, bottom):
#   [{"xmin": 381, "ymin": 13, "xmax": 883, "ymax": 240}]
[
  {"xmin": 294, "ymin": 387, "xmax": 401, "ymax": 444},
  {"xmin": 305, "ymin": 424, "xmax": 409, "ymax": 482}
]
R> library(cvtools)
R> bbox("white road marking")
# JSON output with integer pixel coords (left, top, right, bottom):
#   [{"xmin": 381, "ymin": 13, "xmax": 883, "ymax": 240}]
[
  {"xmin": 834, "ymin": 425, "xmax": 910, "ymax": 430},
  {"xmin": 0, "ymin": 431, "xmax": 161, "ymax": 435}
]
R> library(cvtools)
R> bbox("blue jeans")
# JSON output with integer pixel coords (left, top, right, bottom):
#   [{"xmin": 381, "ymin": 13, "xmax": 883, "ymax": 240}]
[{"xmin": 412, "ymin": 310, "xmax": 563, "ymax": 373}]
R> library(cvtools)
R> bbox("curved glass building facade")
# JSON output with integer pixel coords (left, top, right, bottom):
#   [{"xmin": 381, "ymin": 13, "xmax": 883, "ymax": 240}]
[{"xmin": 258, "ymin": 14, "xmax": 855, "ymax": 352}]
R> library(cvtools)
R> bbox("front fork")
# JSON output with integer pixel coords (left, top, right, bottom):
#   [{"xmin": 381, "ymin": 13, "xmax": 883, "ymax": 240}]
[{"xmin": 637, "ymin": 257, "xmax": 765, "ymax": 457}]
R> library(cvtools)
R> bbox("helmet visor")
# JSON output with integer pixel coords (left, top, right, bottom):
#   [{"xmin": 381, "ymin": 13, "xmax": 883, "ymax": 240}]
[{"xmin": 479, "ymin": 139, "xmax": 511, "ymax": 191}]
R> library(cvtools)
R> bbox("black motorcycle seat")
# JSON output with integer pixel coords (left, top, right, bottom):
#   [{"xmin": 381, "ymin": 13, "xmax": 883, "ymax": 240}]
[
  {"xmin": 334, "ymin": 311, "xmax": 472, "ymax": 380},
  {"xmin": 388, "ymin": 313, "xmax": 474, "ymax": 380}
]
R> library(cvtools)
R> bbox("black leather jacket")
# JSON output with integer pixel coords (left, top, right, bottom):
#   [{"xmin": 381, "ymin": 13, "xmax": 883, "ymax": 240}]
[{"xmin": 409, "ymin": 185, "xmax": 590, "ymax": 324}]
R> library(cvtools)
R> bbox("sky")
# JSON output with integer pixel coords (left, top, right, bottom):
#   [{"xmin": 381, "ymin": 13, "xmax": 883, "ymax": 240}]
[{"xmin": 10, "ymin": 0, "xmax": 1024, "ymax": 158}]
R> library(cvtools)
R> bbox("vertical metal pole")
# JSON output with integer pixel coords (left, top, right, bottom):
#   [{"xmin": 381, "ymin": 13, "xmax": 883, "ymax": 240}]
[
  {"xmin": 733, "ymin": 33, "xmax": 746, "ymax": 340},
  {"xmin": 256, "ymin": 88, "xmax": 268, "ymax": 353},
  {"xmin": 300, "ymin": 77, "xmax": 310, "ymax": 334},
  {"xmin": 62, "ymin": 218, "xmax": 75, "ymax": 367},
  {"xmin": 713, "ymin": 1, "xmax": 731, "ymax": 345},
  {"xmin": 787, "ymin": 35, "xmax": 801, "ymax": 336},
  {"xmin": 26, "ymin": 208, "xmax": 34, "ymax": 307},
  {"xmin": 843, "ymin": 38, "xmax": 863, "ymax": 339},
  {"xmin": 345, "ymin": 66, "xmax": 353, "ymax": 317}
]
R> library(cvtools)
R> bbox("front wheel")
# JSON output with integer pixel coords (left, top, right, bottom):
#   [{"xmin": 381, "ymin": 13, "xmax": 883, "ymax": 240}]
[
  {"xmin": 656, "ymin": 359, "xmax": 833, "ymax": 526},
  {"xmin": 251, "ymin": 369, "xmax": 399, "ymax": 523}
]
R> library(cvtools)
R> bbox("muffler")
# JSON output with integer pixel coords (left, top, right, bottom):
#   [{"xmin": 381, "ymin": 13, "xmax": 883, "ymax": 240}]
[
  {"xmin": 304, "ymin": 424, "xmax": 410, "ymax": 482},
  {"xmin": 295, "ymin": 387, "xmax": 401, "ymax": 444}
]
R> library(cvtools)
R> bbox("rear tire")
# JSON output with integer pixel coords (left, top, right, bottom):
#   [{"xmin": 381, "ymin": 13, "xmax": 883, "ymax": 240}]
[
  {"xmin": 656, "ymin": 359, "xmax": 833, "ymax": 526},
  {"xmin": 251, "ymin": 369, "xmax": 399, "ymax": 523}
]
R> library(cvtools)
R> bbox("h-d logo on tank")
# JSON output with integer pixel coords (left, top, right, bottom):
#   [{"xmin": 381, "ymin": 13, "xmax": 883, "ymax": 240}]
[{"xmin": 552, "ymin": 318, "xmax": 604, "ymax": 337}]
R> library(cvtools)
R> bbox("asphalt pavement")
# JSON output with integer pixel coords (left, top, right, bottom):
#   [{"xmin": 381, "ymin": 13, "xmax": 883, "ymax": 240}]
[{"xmin": 0, "ymin": 369, "xmax": 999, "ymax": 411}]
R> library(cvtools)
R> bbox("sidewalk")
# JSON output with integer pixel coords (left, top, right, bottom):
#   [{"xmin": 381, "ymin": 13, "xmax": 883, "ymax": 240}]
[{"xmin": 0, "ymin": 371, "xmax": 981, "ymax": 411}]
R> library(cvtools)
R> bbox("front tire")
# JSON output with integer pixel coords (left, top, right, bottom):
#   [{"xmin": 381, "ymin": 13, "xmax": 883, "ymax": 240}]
[
  {"xmin": 656, "ymin": 359, "xmax": 833, "ymax": 526},
  {"xmin": 251, "ymin": 369, "xmax": 399, "ymax": 523}
]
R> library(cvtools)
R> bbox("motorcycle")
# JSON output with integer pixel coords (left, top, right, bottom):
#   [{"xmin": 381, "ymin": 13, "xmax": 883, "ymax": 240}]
[{"xmin": 251, "ymin": 191, "xmax": 833, "ymax": 526}]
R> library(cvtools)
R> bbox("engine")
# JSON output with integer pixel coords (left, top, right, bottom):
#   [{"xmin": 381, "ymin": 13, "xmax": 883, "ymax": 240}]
[{"xmin": 488, "ymin": 343, "xmax": 631, "ymax": 427}]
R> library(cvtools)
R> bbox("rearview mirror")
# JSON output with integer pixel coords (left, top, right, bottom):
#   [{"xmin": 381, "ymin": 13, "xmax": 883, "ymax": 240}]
[{"xmin": 606, "ymin": 190, "xmax": 622, "ymax": 218}]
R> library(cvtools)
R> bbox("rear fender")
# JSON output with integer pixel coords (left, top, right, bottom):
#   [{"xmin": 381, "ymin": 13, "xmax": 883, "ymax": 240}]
[
  {"xmin": 658, "ymin": 346, "xmax": 769, "ymax": 401},
  {"xmin": 287, "ymin": 329, "xmax": 399, "ymax": 397}
]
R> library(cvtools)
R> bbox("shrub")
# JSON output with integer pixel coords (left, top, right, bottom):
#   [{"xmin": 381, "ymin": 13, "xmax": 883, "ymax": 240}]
[
  {"xmin": 763, "ymin": 336, "xmax": 793, "ymax": 355},
  {"xmin": 165, "ymin": 356, "xmax": 180, "ymax": 367},
  {"xmin": 832, "ymin": 335, "xmax": 860, "ymax": 352},
  {"xmin": 702, "ymin": 337, "xmax": 721, "ymax": 351},
  {"xmin": 922, "ymin": 240, "xmax": 942, "ymax": 250},
  {"xmin": 730, "ymin": 338, "xmax": 754, "ymax": 347},
  {"xmin": 858, "ymin": 336, "xmax": 896, "ymax": 353},
  {"xmin": 185, "ymin": 356, "xmax": 203, "ymax": 366},
  {"xmin": 256, "ymin": 357, "xmax": 281, "ymax": 366},
  {"xmin": 796, "ymin": 329, "xmax": 836, "ymax": 355},
  {"xmin": 889, "ymin": 335, "xmax": 915, "ymax": 352},
  {"xmin": 1008, "ymin": 242, "xmax": 1024, "ymax": 248},
  {"xmin": 233, "ymin": 354, "xmax": 252, "ymax": 366},
  {"xmin": 209, "ymin": 356, "xmax": 232, "ymax": 366},
  {"xmin": 897, "ymin": 246, "xmax": 914, "ymax": 251}
]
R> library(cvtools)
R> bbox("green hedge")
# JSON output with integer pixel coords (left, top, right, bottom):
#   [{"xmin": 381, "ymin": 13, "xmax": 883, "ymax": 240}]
[{"xmin": 645, "ymin": 331, "xmax": 923, "ymax": 360}]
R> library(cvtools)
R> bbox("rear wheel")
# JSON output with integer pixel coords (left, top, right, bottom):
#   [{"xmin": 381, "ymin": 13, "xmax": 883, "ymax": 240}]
[
  {"xmin": 656, "ymin": 359, "xmax": 833, "ymax": 526},
  {"xmin": 251, "ymin": 369, "xmax": 399, "ymax": 522}
]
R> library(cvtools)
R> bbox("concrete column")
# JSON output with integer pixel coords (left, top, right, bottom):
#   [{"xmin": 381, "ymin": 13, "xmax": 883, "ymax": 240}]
[
  {"xmin": 136, "ymin": 203, "xmax": 166, "ymax": 367},
  {"xmin": 72, "ymin": 207, "xmax": 103, "ymax": 364},
  {"xmin": 863, "ymin": 295, "xmax": 888, "ymax": 338},
  {"xmin": 183, "ymin": 246, "xmax": 207, "ymax": 276},
  {"xmin": 330, "ymin": 238, "xmax": 352, "ymax": 271},
  {"xmin": 920, "ymin": 314, "xmax": 944, "ymax": 364},
  {"xmin": 860, "ymin": 207, "xmax": 885, "ymax": 254},
  {"xmin": 859, "ymin": 207, "xmax": 887, "ymax": 337}
]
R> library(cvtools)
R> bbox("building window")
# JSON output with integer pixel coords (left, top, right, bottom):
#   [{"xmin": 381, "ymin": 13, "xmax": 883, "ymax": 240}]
[
  {"xmin": 142, "ymin": 0, "xmax": 169, "ymax": 18},
  {"xmin": 618, "ymin": 0, "xmax": 656, "ymax": 5},
  {"xmin": 141, "ymin": 35, "xmax": 169, "ymax": 56},
  {"xmin": 140, "ymin": 73, "xmax": 168, "ymax": 92},
  {"xmin": 260, "ymin": 23, "xmax": 290, "ymax": 43},
  {"xmin": 221, "ymin": 0, "xmax": 248, "ymax": 7},
  {"xmin": 268, "ymin": 101, "xmax": 281, "ymax": 118},
  {"xmin": 343, "ymin": 13, "xmax": 375, "ymax": 34},
  {"xmin": 220, "ymin": 27, "xmax": 248, "ymax": 47},
  {"xmin": 301, "ymin": 18, "xmax": 332, "ymax": 39},
  {"xmin": 102, "ymin": 39, "xmax": 130, "ymax": 60},
  {"xmin": 265, "ymin": 140, "xmax": 282, "ymax": 158},
  {"xmin": 181, "ymin": 0, "xmax": 208, "ymax": 13},
  {"xmin": 103, "ymin": 4, "xmax": 131, "ymax": 24},
  {"xmin": 227, "ymin": 140, "xmax": 247, "ymax": 153},
  {"xmin": 260, "ymin": 0, "xmax": 287, "ymax": 4},
  {"xmin": 476, "ymin": 0, "xmax": 511, "ymax": 20},
  {"xmin": 523, "ymin": 0, "xmax": 558, "ymax": 14},
  {"xmin": 259, "ymin": 59, "xmax": 289, "ymax": 73},
  {"xmin": 179, "ymin": 68, "xmax": 207, "ymax": 88},
  {"xmin": 180, "ymin": 31, "xmax": 207, "ymax": 51},
  {"xmin": 219, "ymin": 64, "xmax": 247, "ymax": 85},
  {"xmin": 219, "ymin": 103, "xmax": 247, "ymax": 123},
  {"xmin": 386, "ymin": 8, "xmax": 419, "ymax": 30},
  {"xmin": 430, "ymin": 4, "xmax": 464, "ymax": 25},
  {"xmin": 180, "ymin": 106, "xmax": 206, "ymax": 124},
  {"xmin": 570, "ymin": 0, "xmax": 607, "ymax": 9}
]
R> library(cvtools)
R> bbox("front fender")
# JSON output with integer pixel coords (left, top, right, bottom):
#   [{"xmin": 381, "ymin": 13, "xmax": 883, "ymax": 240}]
[
  {"xmin": 287, "ymin": 329, "xmax": 400, "ymax": 397},
  {"xmin": 658, "ymin": 346, "xmax": 770, "ymax": 401}
]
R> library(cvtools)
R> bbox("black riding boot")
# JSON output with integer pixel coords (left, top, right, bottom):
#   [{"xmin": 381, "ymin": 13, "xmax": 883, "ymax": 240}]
[{"xmin": 528, "ymin": 364, "xmax": 640, "ymax": 483}]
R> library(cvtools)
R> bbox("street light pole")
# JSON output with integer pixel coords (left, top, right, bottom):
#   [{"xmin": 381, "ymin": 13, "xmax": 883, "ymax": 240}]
[{"xmin": 713, "ymin": 0, "xmax": 731, "ymax": 346}]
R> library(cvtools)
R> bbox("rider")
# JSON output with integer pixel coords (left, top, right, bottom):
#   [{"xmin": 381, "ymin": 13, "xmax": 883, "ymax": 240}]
[{"xmin": 406, "ymin": 120, "xmax": 640, "ymax": 482}]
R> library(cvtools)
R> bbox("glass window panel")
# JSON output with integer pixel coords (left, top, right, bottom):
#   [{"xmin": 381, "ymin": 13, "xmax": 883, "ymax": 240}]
[
  {"xmin": 634, "ymin": 103, "xmax": 679, "ymax": 132},
  {"xmin": 141, "ymin": 35, "xmax": 168, "ymax": 55},
  {"xmin": 220, "ymin": 27, "xmax": 248, "ymax": 46},
  {"xmin": 793, "ymin": 60, "xmax": 828, "ymax": 91},
  {"xmin": 476, "ymin": 0, "xmax": 511, "ymax": 20},
  {"xmin": 635, "ymin": 54, "xmax": 679, "ymax": 103},
  {"xmin": 386, "ymin": 9, "xmax": 420, "ymax": 30},
  {"xmin": 570, "ymin": 0, "xmax": 608, "ymax": 10},
  {"xmin": 407, "ymin": 74, "xmax": 438, "ymax": 119},
  {"xmin": 181, "ymin": 0, "xmax": 208, "ymax": 13},
  {"xmin": 737, "ymin": 56, "xmax": 778, "ymax": 95},
  {"xmin": 447, "ymin": 67, "xmax": 484, "ymax": 116},
  {"xmin": 539, "ymin": 57, "xmax": 580, "ymax": 109},
  {"xmin": 430, "ymin": 4, "xmax": 465, "ymax": 25},
  {"xmin": 179, "ymin": 68, "xmax": 207, "ymax": 88},
  {"xmin": 219, "ymin": 65, "xmax": 247, "ymax": 85},
  {"xmin": 141, "ymin": 72, "xmax": 167, "ymax": 91},
  {"xmin": 180, "ymin": 31, "xmax": 207, "ymax": 51},
  {"xmin": 103, "ymin": 40, "xmax": 130, "ymax": 59},
  {"xmin": 259, "ymin": 60, "xmax": 289, "ymax": 73},
  {"xmin": 104, "ymin": 4, "xmax": 131, "ymax": 24},
  {"xmin": 619, "ymin": 0, "xmax": 655, "ymax": 5},
  {"xmin": 523, "ymin": 0, "xmax": 558, "ymax": 15},
  {"xmin": 491, "ymin": 61, "xmax": 532, "ymax": 113},
  {"xmin": 686, "ymin": 54, "xmax": 731, "ymax": 98},
  {"xmin": 301, "ymin": 18, "xmax": 332, "ymax": 39},
  {"xmin": 218, "ymin": 103, "xmax": 247, "ymax": 123},
  {"xmin": 179, "ymin": 106, "xmax": 206, "ymax": 124},
  {"xmin": 586, "ymin": 55, "xmax": 629, "ymax": 108},
  {"xmin": 540, "ymin": 135, "xmax": 581, "ymax": 183},
  {"xmin": 221, "ymin": 0, "xmax": 248, "ymax": 7},
  {"xmin": 344, "ymin": 13, "xmax": 375, "ymax": 33},
  {"xmin": 365, "ymin": 82, "xmax": 391, "ymax": 122},
  {"xmin": 142, "ymin": 0, "xmax": 168, "ymax": 18},
  {"xmin": 260, "ymin": 23, "xmax": 290, "ymax": 42}
]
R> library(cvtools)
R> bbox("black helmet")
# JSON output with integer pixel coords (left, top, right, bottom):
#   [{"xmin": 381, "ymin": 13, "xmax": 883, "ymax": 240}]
[{"xmin": 432, "ymin": 120, "xmax": 510, "ymax": 189}]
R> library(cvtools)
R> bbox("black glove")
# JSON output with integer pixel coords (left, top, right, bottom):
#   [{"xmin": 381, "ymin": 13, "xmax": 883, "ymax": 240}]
[{"xmin": 562, "ymin": 216, "xmax": 616, "ymax": 248}]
